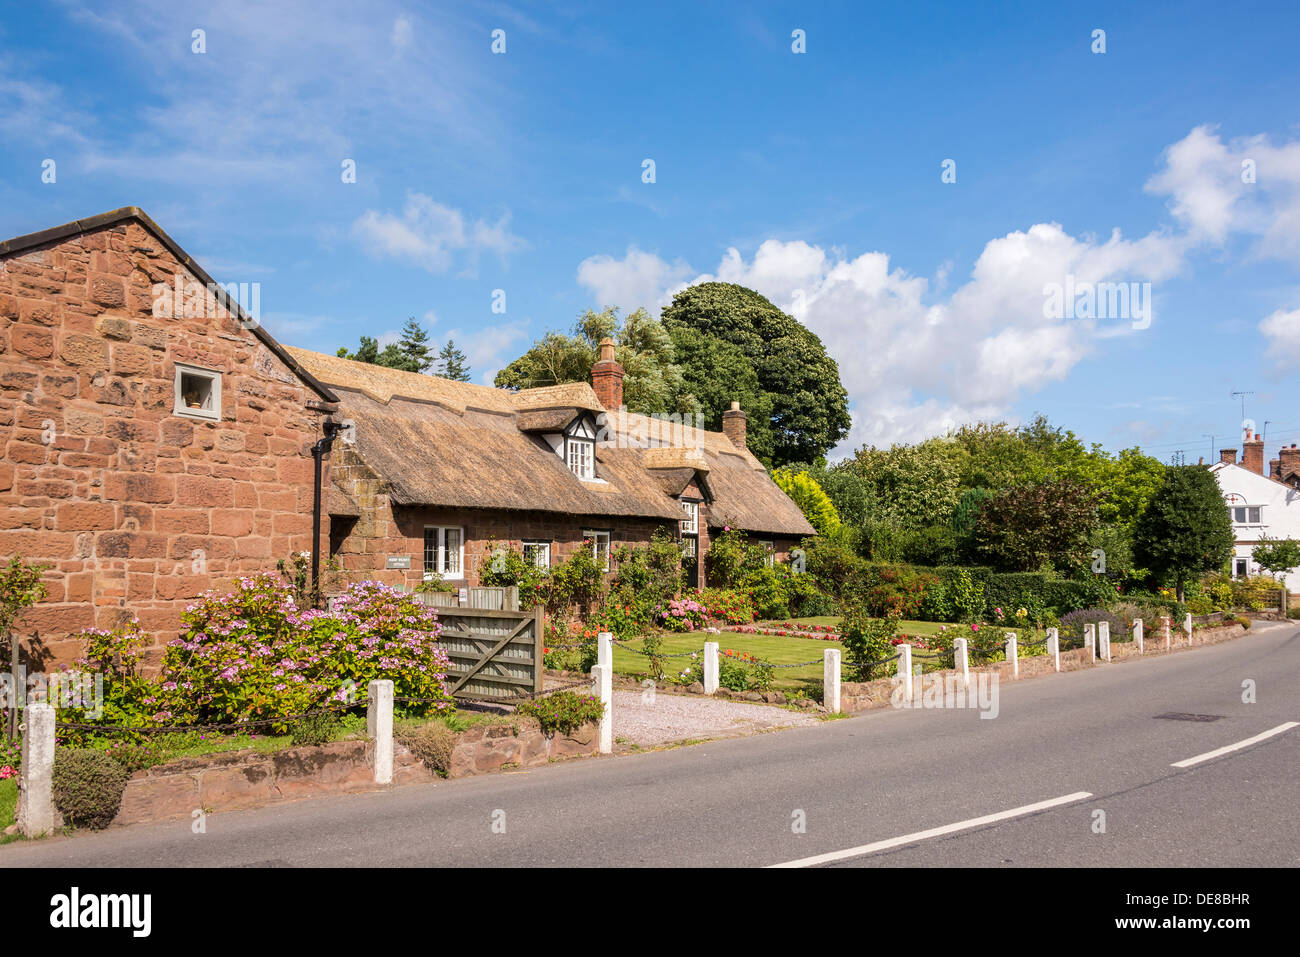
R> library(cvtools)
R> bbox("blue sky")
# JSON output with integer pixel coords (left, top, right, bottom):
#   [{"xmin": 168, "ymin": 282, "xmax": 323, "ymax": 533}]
[{"xmin": 3, "ymin": 1, "xmax": 1300, "ymax": 463}]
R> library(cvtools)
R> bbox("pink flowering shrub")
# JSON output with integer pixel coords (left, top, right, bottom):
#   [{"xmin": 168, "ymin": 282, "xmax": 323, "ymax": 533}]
[
  {"xmin": 655, "ymin": 596, "xmax": 707, "ymax": 632},
  {"xmin": 64, "ymin": 576, "xmax": 453, "ymax": 739},
  {"xmin": 161, "ymin": 575, "xmax": 452, "ymax": 728}
]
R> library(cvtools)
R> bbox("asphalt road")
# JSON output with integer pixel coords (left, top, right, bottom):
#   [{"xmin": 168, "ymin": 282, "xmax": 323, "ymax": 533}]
[{"xmin": 3, "ymin": 621, "xmax": 1297, "ymax": 868}]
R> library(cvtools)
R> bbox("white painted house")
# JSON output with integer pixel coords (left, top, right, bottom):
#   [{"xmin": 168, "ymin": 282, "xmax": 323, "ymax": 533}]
[{"xmin": 1208, "ymin": 430, "xmax": 1300, "ymax": 591}]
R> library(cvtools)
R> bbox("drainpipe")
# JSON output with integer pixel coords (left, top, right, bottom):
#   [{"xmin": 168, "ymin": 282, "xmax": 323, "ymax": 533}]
[{"xmin": 311, "ymin": 420, "xmax": 346, "ymax": 608}]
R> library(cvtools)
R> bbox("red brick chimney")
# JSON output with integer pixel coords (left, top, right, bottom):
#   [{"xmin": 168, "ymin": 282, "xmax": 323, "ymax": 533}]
[
  {"xmin": 722, "ymin": 400, "xmax": 748, "ymax": 449},
  {"xmin": 590, "ymin": 338, "xmax": 624, "ymax": 411},
  {"xmin": 1279, "ymin": 443, "xmax": 1300, "ymax": 479},
  {"xmin": 1242, "ymin": 430, "xmax": 1264, "ymax": 475},
  {"xmin": 1220, "ymin": 448, "xmax": 1237, "ymax": 465},
  {"xmin": 1270, "ymin": 458, "xmax": 1281, "ymax": 479}
]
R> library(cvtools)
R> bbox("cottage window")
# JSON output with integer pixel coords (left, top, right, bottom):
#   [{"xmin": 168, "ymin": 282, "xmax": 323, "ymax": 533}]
[
  {"xmin": 1232, "ymin": 506, "xmax": 1262, "ymax": 524},
  {"xmin": 583, "ymin": 529, "xmax": 612, "ymax": 572},
  {"xmin": 522, "ymin": 540, "xmax": 551, "ymax": 569},
  {"xmin": 423, "ymin": 526, "xmax": 463, "ymax": 579},
  {"xmin": 759, "ymin": 540, "xmax": 775, "ymax": 567},
  {"xmin": 680, "ymin": 500, "xmax": 698, "ymax": 535},
  {"xmin": 566, "ymin": 437, "xmax": 595, "ymax": 479},
  {"xmin": 174, "ymin": 363, "xmax": 221, "ymax": 421}
]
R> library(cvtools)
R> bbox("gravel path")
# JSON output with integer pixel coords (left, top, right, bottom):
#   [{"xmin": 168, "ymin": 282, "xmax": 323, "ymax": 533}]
[{"xmin": 609, "ymin": 689, "xmax": 821, "ymax": 747}]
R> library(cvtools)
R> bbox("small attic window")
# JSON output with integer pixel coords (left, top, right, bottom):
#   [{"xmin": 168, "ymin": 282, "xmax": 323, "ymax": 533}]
[{"xmin": 174, "ymin": 363, "xmax": 221, "ymax": 421}]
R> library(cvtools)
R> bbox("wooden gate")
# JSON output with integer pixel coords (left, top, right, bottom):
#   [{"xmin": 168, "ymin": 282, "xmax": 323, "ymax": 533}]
[{"xmin": 426, "ymin": 604, "xmax": 544, "ymax": 700}]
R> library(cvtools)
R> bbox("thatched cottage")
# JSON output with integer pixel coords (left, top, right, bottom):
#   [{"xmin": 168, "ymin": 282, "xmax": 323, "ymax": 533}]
[{"xmin": 0, "ymin": 207, "xmax": 812, "ymax": 662}]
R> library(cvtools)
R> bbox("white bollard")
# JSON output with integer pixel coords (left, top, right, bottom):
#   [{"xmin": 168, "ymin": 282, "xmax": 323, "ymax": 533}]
[
  {"xmin": 17, "ymin": 701, "xmax": 55, "ymax": 838},
  {"xmin": 597, "ymin": 631, "xmax": 613, "ymax": 671},
  {"xmin": 591, "ymin": 664, "xmax": 613, "ymax": 754},
  {"xmin": 1184, "ymin": 613, "xmax": 1193, "ymax": 643},
  {"xmin": 367, "ymin": 679, "xmax": 394, "ymax": 785},
  {"xmin": 897, "ymin": 643, "xmax": 913, "ymax": 706},
  {"xmin": 1047, "ymin": 627, "xmax": 1060, "ymax": 672},
  {"xmin": 702, "ymin": 641, "xmax": 719, "ymax": 695},
  {"xmin": 823, "ymin": 648, "xmax": 841, "ymax": 713},
  {"xmin": 1160, "ymin": 616, "xmax": 1171, "ymax": 650},
  {"xmin": 1084, "ymin": 623, "xmax": 1096, "ymax": 662},
  {"xmin": 1134, "ymin": 618, "xmax": 1144, "ymax": 653},
  {"xmin": 954, "ymin": 637, "xmax": 969, "ymax": 690},
  {"xmin": 1005, "ymin": 632, "xmax": 1018, "ymax": 678},
  {"xmin": 1099, "ymin": 621, "xmax": 1111, "ymax": 661}
]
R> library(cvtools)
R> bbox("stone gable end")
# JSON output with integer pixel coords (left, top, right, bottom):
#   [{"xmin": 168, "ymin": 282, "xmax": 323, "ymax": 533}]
[{"xmin": 0, "ymin": 218, "xmax": 328, "ymax": 667}]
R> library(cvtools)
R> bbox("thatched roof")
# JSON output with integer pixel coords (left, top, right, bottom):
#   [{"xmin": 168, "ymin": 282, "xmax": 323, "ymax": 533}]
[{"xmin": 289, "ymin": 349, "xmax": 814, "ymax": 536}]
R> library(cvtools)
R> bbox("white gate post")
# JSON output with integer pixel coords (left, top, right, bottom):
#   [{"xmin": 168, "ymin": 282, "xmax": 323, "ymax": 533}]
[
  {"xmin": 897, "ymin": 643, "xmax": 913, "ymax": 706},
  {"xmin": 591, "ymin": 664, "xmax": 613, "ymax": 754},
  {"xmin": 1099, "ymin": 621, "xmax": 1111, "ymax": 661},
  {"xmin": 597, "ymin": 631, "xmax": 613, "ymax": 671},
  {"xmin": 17, "ymin": 701, "xmax": 55, "ymax": 838},
  {"xmin": 1047, "ymin": 627, "xmax": 1060, "ymax": 672},
  {"xmin": 1134, "ymin": 618, "xmax": 1144, "ymax": 653},
  {"xmin": 702, "ymin": 641, "xmax": 719, "ymax": 694},
  {"xmin": 1184, "ymin": 613, "xmax": 1194, "ymax": 643},
  {"xmin": 1005, "ymin": 632, "xmax": 1018, "ymax": 678},
  {"xmin": 367, "ymin": 679, "xmax": 394, "ymax": 784},
  {"xmin": 1084, "ymin": 623, "xmax": 1096, "ymax": 662},
  {"xmin": 954, "ymin": 637, "xmax": 969, "ymax": 691},
  {"xmin": 1160, "ymin": 616, "xmax": 1171, "ymax": 650},
  {"xmin": 823, "ymin": 648, "xmax": 841, "ymax": 713}
]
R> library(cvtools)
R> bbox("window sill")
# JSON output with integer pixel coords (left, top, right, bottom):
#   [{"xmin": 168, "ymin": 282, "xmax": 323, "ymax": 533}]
[{"xmin": 173, "ymin": 407, "xmax": 220, "ymax": 422}]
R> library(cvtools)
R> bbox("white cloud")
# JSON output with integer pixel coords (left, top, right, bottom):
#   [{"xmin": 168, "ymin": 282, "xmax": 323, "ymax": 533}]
[
  {"xmin": 1259, "ymin": 307, "xmax": 1300, "ymax": 365},
  {"xmin": 1146, "ymin": 124, "xmax": 1300, "ymax": 262},
  {"xmin": 352, "ymin": 192, "xmax": 525, "ymax": 275},
  {"xmin": 576, "ymin": 246, "xmax": 694, "ymax": 312}
]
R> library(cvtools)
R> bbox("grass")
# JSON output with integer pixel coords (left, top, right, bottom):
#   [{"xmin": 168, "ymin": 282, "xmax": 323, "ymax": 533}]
[
  {"xmin": 606, "ymin": 617, "xmax": 1058, "ymax": 689},
  {"xmin": 0, "ymin": 778, "xmax": 16, "ymax": 835}
]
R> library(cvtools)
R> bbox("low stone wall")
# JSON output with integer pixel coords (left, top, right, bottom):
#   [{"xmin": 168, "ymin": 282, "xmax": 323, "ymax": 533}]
[
  {"xmin": 111, "ymin": 719, "xmax": 599, "ymax": 826},
  {"xmin": 839, "ymin": 623, "xmax": 1249, "ymax": 714}
]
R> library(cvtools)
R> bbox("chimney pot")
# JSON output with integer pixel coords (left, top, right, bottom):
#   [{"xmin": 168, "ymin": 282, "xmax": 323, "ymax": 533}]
[{"xmin": 1243, "ymin": 430, "xmax": 1265, "ymax": 475}]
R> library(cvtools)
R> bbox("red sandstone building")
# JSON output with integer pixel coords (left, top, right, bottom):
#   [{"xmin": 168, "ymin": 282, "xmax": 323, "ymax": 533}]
[{"xmin": 0, "ymin": 209, "xmax": 812, "ymax": 665}]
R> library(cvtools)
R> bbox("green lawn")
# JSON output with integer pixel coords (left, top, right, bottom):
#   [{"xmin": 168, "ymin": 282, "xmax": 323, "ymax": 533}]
[{"xmin": 606, "ymin": 617, "xmax": 1053, "ymax": 690}]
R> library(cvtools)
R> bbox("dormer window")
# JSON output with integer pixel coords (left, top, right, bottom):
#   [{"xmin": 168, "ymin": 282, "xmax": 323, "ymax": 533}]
[
  {"xmin": 566, "ymin": 437, "xmax": 594, "ymax": 479},
  {"xmin": 680, "ymin": 500, "xmax": 698, "ymax": 535}
]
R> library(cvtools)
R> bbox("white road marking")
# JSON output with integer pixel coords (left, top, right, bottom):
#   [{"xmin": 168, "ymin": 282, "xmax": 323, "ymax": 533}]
[
  {"xmin": 767, "ymin": 791, "xmax": 1094, "ymax": 868},
  {"xmin": 1170, "ymin": 721, "xmax": 1299, "ymax": 768}
]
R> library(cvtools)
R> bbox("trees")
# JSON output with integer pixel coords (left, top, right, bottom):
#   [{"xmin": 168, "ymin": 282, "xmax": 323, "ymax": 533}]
[
  {"xmin": 437, "ymin": 339, "xmax": 471, "ymax": 381},
  {"xmin": 338, "ymin": 316, "xmax": 436, "ymax": 373},
  {"xmin": 660, "ymin": 282, "xmax": 850, "ymax": 466},
  {"xmin": 773, "ymin": 469, "xmax": 842, "ymax": 535},
  {"xmin": 669, "ymin": 326, "xmax": 775, "ymax": 463},
  {"xmin": 495, "ymin": 307, "xmax": 699, "ymax": 416},
  {"xmin": 1251, "ymin": 537, "xmax": 1300, "ymax": 579},
  {"xmin": 973, "ymin": 479, "xmax": 1100, "ymax": 572},
  {"xmin": 1133, "ymin": 466, "xmax": 1234, "ymax": 600}
]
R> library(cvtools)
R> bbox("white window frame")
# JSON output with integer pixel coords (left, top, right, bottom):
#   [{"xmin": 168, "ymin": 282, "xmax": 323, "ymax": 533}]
[
  {"xmin": 583, "ymin": 528, "xmax": 612, "ymax": 572},
  {"xmin": 680, "ymin": 499, "xmax": 699, "ymax": 535},
  {"xmin": 423, "ymin": 526, "xmax": 464, "ymax": 579},
  {"xmin": 759, "ymin": 540, "xmax": 776, "ymax": 567},
  {"xmin": 174, "ymin": 362, "xmax": 221, "ymax": 421},
  {"xmin": 566, "ymin": 437, "xmax": 595, "ymax": 479},
  {"xmin": 1232, "ymin": 505, "xmax": 1263, "ymax": 525},
  {"xmin": 522, "ymin": 540, "xmax": 551, "ymax": 570}
]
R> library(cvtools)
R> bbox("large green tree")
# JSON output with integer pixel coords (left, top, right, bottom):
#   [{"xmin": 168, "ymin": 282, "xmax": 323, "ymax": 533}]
[
  {"xmin": 1133, "ymin": 466, "xmax": 1234, "ymax": 599},
  {"xmin": 660, "ymin": 282, "xmax": 850, "ymax": 466},
  {"xmin": 338, "ymin": 316, "xmax": 435, "ymax": 373},
  {"xmin": 669, "ymin": 325, "xmax": 775, "ymax": 463},
  {"xmin": 973, "ymin": 478, "xmax": 1100, "ymax": 572}
]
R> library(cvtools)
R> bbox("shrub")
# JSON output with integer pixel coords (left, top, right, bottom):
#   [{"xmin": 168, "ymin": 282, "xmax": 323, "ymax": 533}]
[
  {"xmin": 704, "ymin": 529, "xmax": 769, "ymax": 588},
  {"xmin": 290, "ymin": 711, "xmax": 343, "ymax": 747},
  {"xmin": 546, "ymin": 543, "xmax": 606, "ymax": 617},
  {"xmin": 397, "ymin": 720, "xmax": 458, "ymax": 776},
  {"xmin": 696, "ymin": 587, "xmax": 755, "ymax": 624},
  {"xmin": 276, "ymin": 550, "xmax": 341, "ymax": 608},
  {"xmin": 52, "ymin": 748, "xmax": 128, "ymax": 830},
  {"xmin": 478, "ymin": 540, "xmax": 549, "ymax": 609},
  {"xmin": 655, "ymin": 595, "xmax": 707, "ymax": 632},
  {"xmin": 1058, "ymin": 607, "xmax": 1126, "ymax": 646},
  {"xmin": 863, "ymin": 565, "xmax": 937, "ymax": 619},
  {"xmin": 516, "ymin": 690, "xmax": 604, "ymax": 735},
  {"xmin": 839, "ymin": 606, "xmax": 899, "ymax": 680},
  {"xmin": 611, "ymin": 530, "xmax": 683, "ymax": 618}
]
